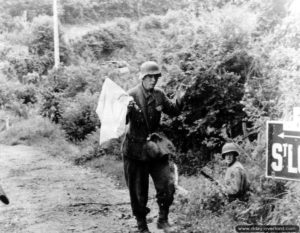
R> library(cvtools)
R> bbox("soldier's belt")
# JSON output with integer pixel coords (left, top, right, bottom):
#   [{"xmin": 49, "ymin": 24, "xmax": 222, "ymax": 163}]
[{"xmin": 126, "ymin": 135, "xmax": 147, "ymax": 143}]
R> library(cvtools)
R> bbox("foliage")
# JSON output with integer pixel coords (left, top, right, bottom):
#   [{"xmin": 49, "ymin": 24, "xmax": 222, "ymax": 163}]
[
  {"xmin": 0, "ymin": 13, "xmax": 24, "ymax": 33},
  {"xmin": 0, "ymin": 114, "xmax": 79, "ymax": 158},
  {"xmin": 43, "ymin": 66, "xmax": 89, "ymax": 97},
  {"xmin": 75, "ymin": 130, "xmax": 123, "ymax": 167},
  {"xmin": 74, "ymin": 129, "xmax": 103, "ymax": 165},
  {"xmin": 39, "ymin": 89, "xmax": 63, "ymax": 124},
  {"xmin": 14, "ymin": 84, "xmax": 38, "ymax": 104},
  {"xmin": 0, "ymin": 82, "xmax": 17, "ymax": 107},
  {"xmin": 138, "ymin": 15, "xmax": 162, "ymax": 30},
  {"xmin": 239, "ymin": 0, "xmax": 300, "ymax": 227},
  {"xmin": 181, "ymin": 70, "xmax": 245, "ymax": 145},
  {"xmin": 160, "ymin": 10, "xmax": 192, "ymax": 29},
  {"xmin": 27, "ymin": 15, "xmax": 70, "ymax": 73},
  {"xmin": 174, "ymin": 176, "xmax": 236, "ymax": 233},
  {"xmin": 159, "ymin": 5, "xmax": 259, "ymax": 168},
  {"xmin": 174, "ymin": 151, "xmax": 205, "ymax": 176},
  {"xmin": 4, "ymin": 101, "xmax": 30, "ymax": 119},
  {"xmin": 0, "ymin": 0, "xmax": 52, "ymax": 21},
  {"xmin": 173, "ymin": 159, "xmax": 289, "ymax": 232},
  {"xmin": 3, "ymin": 46, "xmax": 34, "ymax": 81},
  {"xmin": 38, "ymin": 64, "xmax": 102, "ymax": 124},
  {"xmin": 72, "ymin": 24, "xmax": 132, "ymax": 60},
  {"xmin": 268, "ymin": 182, "xmax": 300, "ymax": 225},
  {"xmin": 0, "ymin": 115, "xmax": 65, "ymax": 145},
  {"xmin": 1, "ymin": 15, "xmax": 70, "ymax": 80},
  {"xmin": 253, "ymin": 0, "xmax": 290, "ymax": 35},
  {"xmin": 59, "ymin": 92, "xmax": 100, "ymax": 142},
  {"xmin": 0, "ymin": 81, "xmax": 37, "ymax": 119},
  {"xmin": 59, "ymin": 0, "xmax": 187, "ymax": 24}
]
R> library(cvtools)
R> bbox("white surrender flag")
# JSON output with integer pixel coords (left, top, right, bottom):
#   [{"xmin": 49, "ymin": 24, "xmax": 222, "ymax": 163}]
[{"xmin": 96, "ymin": 78, "xmax": 133, "ymax": 145}]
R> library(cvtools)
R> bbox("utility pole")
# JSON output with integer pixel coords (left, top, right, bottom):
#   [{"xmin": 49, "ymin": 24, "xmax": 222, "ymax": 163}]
[{"xmin": 53, "ymin": 0, "xmax": 60, "ymax": 68}]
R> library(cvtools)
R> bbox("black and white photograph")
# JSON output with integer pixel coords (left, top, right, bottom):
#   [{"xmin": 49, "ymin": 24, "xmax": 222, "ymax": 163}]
[{"xmin": 0, "ymin": 0, "xmax": 300, "ymax": 232}]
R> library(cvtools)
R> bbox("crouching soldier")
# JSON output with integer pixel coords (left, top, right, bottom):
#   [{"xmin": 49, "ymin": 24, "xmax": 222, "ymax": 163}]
[
  {"xmin": 122, "ymin": 61, "xmax": 185, "ymax": 233},
  {"xmin": 221, "ymin": 142, "xmax": 250, "ymax": 202}
]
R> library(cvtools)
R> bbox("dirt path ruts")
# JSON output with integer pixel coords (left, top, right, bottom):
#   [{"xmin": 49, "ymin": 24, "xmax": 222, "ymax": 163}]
[{"xmin": 0, "ymin": 144, "xmax": 164, "ymax": 233}]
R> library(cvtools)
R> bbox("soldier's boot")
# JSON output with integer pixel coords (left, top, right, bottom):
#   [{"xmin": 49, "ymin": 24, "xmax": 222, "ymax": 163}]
[
  {"xmin": 137, "ymin": 216, "xmax": 151, "ymax": 233},
  {"xmin": 157, "ymin": 207, "xmax": 172, "ymax": 231}
]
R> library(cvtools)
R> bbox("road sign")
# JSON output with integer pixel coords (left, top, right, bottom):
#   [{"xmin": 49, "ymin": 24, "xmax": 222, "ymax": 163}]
[{"xmin": 266, "ymin": 121, "xmax": 300, "ymax": 181}]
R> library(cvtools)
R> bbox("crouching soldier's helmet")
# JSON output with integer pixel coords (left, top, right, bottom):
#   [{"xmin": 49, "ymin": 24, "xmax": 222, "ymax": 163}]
[
  {"xmin": 139, "ymin": 61, "xmax": 161, "ymax": 80},
  {"xmin": 221, "ymin": 142, "xmax": 239, "ymax": 159}
]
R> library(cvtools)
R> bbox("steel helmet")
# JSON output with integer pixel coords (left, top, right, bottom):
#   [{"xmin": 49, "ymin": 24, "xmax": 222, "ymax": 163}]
[
  {"xmin": 139, "ymin": 61, "xmax": 161, "ymax": 80},
  {"xmin": 221, "ymin": 142, "xmax": 239, "ymax": 158}
]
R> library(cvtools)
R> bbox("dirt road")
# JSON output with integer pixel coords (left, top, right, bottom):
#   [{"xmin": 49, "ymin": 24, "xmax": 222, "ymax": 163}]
[{"xmin": 0, "ymin": 144, "xmax": 165, "ymax": 233}]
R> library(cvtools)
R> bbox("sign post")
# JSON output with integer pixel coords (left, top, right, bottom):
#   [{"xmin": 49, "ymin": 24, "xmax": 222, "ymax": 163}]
[{"xmin": 266, "ymin": 121, "xmax": 300, "ymax": 181}]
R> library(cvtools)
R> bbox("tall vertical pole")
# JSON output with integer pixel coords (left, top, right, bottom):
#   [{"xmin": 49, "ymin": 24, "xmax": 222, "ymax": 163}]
[{"xmin": 53, "ymin": 0, "xmax": 60, "ymax": 68}]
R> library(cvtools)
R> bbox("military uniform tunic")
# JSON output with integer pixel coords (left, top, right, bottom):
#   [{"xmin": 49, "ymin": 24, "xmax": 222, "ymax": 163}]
[{"xmin": 224, "ymin": 160, "xmax": 250, "ymax": 201}]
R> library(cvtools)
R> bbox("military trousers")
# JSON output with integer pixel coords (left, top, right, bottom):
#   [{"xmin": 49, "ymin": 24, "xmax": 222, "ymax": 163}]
[{"xmin": 123, "ymin": 156, "xmax": 175, "ymax": 218}]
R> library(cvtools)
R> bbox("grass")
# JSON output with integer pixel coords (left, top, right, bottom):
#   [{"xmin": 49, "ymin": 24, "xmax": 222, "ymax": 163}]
[
  {"xmin": 172, "ymin": 175, "xmax": 248, "ymax": 233},
  {"xmin": 82, "ymin": 155, "xmax": 127, "ymax": 189},
  {"xmin": 0, "ymin": 114, "xmax": 79, "ymax": 159}
]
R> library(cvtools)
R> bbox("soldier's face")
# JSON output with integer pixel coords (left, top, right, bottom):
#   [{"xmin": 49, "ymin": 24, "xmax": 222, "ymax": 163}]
[
  {"xmin": 142, "ymin": 74, "xmax": 160, "ymax": 91},
  {"xmin": 224, "ymin": 153, "xmax": 235, "ymax": 166}
]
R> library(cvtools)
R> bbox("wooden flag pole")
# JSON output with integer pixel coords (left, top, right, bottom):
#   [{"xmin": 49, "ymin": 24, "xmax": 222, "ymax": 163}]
[{"xmin": 53, "ymin": 0, "xmax": 60, "ymax": 68}]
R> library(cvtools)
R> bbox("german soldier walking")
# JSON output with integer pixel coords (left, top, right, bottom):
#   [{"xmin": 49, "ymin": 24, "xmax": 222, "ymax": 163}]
[{"xmin": 122, "ymin": 61, "xmax": 184, "ymax": 233}]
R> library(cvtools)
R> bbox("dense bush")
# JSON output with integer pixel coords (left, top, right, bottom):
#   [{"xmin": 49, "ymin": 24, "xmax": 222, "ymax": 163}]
[
  {"xmin": 137, "ymin": 15, "xmax": 162, "ymax": 30},
  {"xmin": 14, "ymin": 84, "xmax": 37, "ymax": 104},
  {"xmin": 39, "ymin": 88, "xmax": 64, "ymax": 124},
  {"xmin": 0, "ymin": 83, "xmax": 16, "ymax": 107},
  {"xmin": 1, "ymin": 16, "xmax": 70, "ymax": 80},
  {"xmin": 253, "ymin": 0, "xmax": 290, "ymax": 35},
  {"xmin": 113, "ymin": 17, "xmax": 132, "ymax": 32},
  {"xmin": 161, "ymin": 53, "xmax": 255, "ymax": 170},
  {"xmin": 4, "ymin": 47, "xmax": 34, "ymax": 81},
  {"xmin": 0, "ymin": 81, "xmax": 38, "ymax": 113},
  {"xmin": 43, "ymin": 66, "xmax": 89, "ymax": 97},
  {"xmin": 160, "ymin": 10, "xmax": 191, "ymax": 29},
  {"xmin": 38, "ymin": 64, "xmax": 101, "ymax": 124},
  {"xmin": 268, "ymin": 182, "xmax": 300, "ymax": 225},
  {"xmin": 174, "ymin": 175, "xmax": 236, "ymax": 233},
  {"xmin": 0, "ymin": 13, "xmax": 24, "ymax": 33},
  {"xmin": 72, "ymin": 23, "xmax": 132, "ymax": 60},
  {"xmin": 28, "ymin": 15, "xmax": 70, "ymax": 72},
  {"xmin": 59, "ymin": 92, "xmax": 100, "ymax": 142},
  {"xmin": 40, "ymin": 90, "xmax": 100, "ymax": 141},
  {"xmin": 147, "ymin": 5, "xmax": 260, "ymax": 173},
  {"xmin": 39, "ymin": 71, "xmax": 100, "ymax": 140}
]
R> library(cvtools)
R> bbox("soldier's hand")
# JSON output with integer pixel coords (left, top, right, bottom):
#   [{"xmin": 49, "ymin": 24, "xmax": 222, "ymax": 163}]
[
  {"xmin": 127, "ymin": 100, "xmax": 135, "ymax": 112},
  {"xmin": 127, "ymin": 100, "xmax": 140, "ymax": 113}
]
